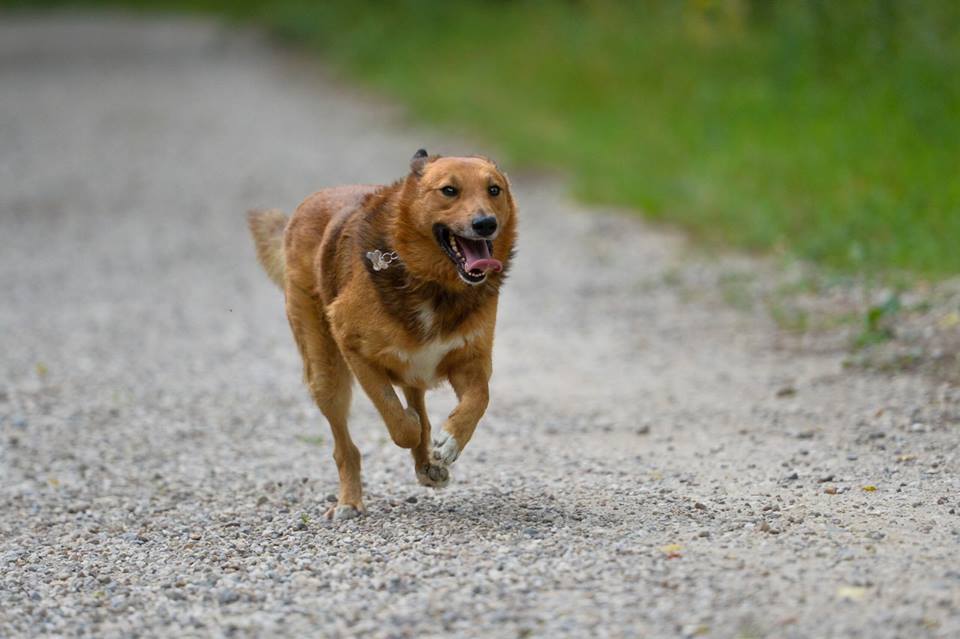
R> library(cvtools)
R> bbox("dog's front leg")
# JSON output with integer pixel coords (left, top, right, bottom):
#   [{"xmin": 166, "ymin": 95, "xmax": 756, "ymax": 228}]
[
  {"xmin": 343, "ymin": 351, "xmax": 422, "ymax": 449},
  {"xmin": 432, "ymin": 364, "xmax": 490, "ymax": 467},
  {"xmin": 403, "ymin": 387, "xmax": 449, "ymax": 488}
]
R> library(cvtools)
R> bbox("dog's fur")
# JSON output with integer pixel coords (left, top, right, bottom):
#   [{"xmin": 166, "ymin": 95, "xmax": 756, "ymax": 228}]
[{"xmin": 248, "ymin": 151, "xmax": 517, "ymax": 519}]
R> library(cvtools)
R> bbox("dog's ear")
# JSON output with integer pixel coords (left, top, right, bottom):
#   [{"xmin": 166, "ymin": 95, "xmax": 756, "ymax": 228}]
[{"xmin": 410, "ymin": 148, "xmax": 433, "ymax": 176}]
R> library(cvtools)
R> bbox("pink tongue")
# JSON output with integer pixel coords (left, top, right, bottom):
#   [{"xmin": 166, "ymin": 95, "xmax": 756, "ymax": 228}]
[{"xmin": 458, "ymin": 237, "xmax": 503, "ymax": 273}]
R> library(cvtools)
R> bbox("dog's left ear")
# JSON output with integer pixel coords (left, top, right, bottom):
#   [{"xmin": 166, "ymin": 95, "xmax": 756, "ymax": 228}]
[
  {"xmin": 480, "ymin": 155, "xmax": 510, "ymax": 189},
  {"xmin": 410, "ymin": 148, "xmax": 434, "ymax": 176}
]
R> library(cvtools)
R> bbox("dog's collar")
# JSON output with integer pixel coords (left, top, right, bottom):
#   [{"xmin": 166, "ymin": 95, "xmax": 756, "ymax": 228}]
[{"xmin": 366, "ymin": 248, "xmax": 401, "ymax": 272}]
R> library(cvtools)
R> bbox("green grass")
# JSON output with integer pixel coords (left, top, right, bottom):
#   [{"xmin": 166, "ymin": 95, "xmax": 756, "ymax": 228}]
[
  {"xmin": 294, "ymin": 434, "xmax": 324, "ymax": 447},
  {"xmin": 10, "ymin": 0, "xmax": 960, "ymax": 276}
]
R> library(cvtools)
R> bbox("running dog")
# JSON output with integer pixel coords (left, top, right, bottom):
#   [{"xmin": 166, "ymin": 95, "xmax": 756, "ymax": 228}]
[{"xmin": 247, "ymin": 150, "xmax": 517, "ymax": 519}]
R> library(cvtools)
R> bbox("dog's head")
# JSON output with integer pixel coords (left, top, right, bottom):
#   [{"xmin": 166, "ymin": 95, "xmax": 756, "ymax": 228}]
[{"xmin": 397, "ymin": 149, "xmax": 517, "ymax": 288}]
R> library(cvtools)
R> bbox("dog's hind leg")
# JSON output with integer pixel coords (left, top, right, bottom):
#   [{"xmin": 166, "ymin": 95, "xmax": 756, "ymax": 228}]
[
  {"xmin": 403, "ymin": 387, "xmax": 448, "ymax": 488},
  {"xmin": 285, "ymin": 283, "xmax": 363, "ymax": 520}
]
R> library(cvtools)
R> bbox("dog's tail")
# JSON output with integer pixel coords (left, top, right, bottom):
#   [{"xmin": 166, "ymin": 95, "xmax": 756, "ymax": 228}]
[{"xmin": 247, "ymin": 209, "xmax": 288, "ymax": 289}]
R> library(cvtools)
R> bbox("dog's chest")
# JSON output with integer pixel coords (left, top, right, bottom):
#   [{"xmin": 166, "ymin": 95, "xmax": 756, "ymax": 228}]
[{"xmin": 389, "ymin": 334, "xmax": 468, "ymax": 386}]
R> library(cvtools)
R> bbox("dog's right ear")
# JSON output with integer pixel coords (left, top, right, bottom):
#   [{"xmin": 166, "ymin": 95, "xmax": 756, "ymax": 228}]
[{"xmin": 410, "ymin": 148, "xmax": 431, "ymax": 176}]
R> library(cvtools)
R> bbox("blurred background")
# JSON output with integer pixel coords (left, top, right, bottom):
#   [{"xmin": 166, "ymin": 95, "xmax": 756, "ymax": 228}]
[{"xmin": 10, "ymin": 0, "xmax": 959, "ymax": 278}]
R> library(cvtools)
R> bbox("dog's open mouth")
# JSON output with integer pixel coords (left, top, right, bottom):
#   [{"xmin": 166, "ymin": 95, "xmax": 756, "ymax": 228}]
[{"xmin": 433, "ymin": 224, "xmax": 502, "ymax": 284}]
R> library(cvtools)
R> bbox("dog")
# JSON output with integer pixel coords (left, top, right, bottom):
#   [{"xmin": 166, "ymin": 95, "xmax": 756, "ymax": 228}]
[{"xmin": 247, "ymin": 150, "xmax": 517, "ymax": 520}]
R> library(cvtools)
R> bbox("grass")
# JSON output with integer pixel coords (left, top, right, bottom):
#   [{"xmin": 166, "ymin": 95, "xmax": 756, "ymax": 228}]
[
  {"xmin": 855, "ymin": 292, "xmax": 902, "ymax": 347},
  {"xmin": 294, "ymin": 434, "xmax": 324, "ymax": 447},
  {"xmin": 9, "ymin": 0, "xmax": 960, "ymax": 277}
]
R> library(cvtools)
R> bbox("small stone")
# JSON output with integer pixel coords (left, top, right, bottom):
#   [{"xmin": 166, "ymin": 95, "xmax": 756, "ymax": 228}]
[
  {"xmin": 776, "ymin": 386, "xmax": 796, "ymax": 398},
  {"xmin": 405, "ymin": 496, "xmax": 418, "ymax": 504},
  {"xmin": 636, "ymin": 424, "xmax": 651, "ymax": 435},
  {"xmin": 795, "ymin": 430, "xmax": 815, "ymax": 440},
  {"xmin": 818, "ymin": 474, "xmax": 834, "ymax": 483},
  {"xmin": 784, "ymin": 471, "xmax": 799, "ymax": 481},
  {"xmin": 824, "ymin": 486, "xmax": 838, "ymax": 495},
  {"xmin": 67, "ymin": 502, "xmax": 90, "ymax": 514},
  {"xmin": 325, "ymin": 494, "xmax": 338, "ymax": 503},
  {"xmin": 218, "ymin": 588, "xmax": 240, "ymax": 605}
]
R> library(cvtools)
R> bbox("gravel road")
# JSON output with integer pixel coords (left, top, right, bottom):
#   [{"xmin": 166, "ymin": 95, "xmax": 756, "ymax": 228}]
[{"xmin": 2, "ymin": 14, "xmax": 959, "ymax": 639}]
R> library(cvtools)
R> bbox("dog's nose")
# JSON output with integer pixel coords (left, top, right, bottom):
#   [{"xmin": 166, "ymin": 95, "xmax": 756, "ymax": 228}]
[{"xmin": 471, "ymin": 215, "xmax": 498, "ymax": 237}]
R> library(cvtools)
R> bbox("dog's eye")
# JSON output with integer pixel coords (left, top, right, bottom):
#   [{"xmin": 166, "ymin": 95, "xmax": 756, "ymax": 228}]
[
  {"xmin": 440, "ymin": 186, "xmax": 459, "ymax": 197},
  {"xmin": 488, "ymin": 185, "xmax": 501, "ymax": 197}
]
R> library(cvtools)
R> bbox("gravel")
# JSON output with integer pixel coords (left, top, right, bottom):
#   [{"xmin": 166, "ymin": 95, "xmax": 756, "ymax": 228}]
[{"xmin": 2, "ymin": 13, "xmax": 960, "ymax": 639}]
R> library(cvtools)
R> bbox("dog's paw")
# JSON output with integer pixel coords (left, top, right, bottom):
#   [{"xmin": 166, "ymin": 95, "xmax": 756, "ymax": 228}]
[
  {"xmin": 416, "ymin": 463, "xmax": 450, "ymax": 488},
  {"xmin": 324, "ymin": 504, "xmax": 363, "ymax": 521},
  {"xmin": 431, "ymin": 430, "xmax": 460, "ymax": 466}
]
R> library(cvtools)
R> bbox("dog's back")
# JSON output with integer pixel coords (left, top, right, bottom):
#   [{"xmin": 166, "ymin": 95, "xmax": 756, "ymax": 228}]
[{"xmin": 248, "ymin": 184, "xmax": 380, "ymax": 294}]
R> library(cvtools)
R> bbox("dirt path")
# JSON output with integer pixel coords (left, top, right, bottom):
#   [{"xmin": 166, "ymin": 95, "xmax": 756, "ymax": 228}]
[{"xmin": 2, "ymin": 14, "xmax": 958, "ymax": 639}]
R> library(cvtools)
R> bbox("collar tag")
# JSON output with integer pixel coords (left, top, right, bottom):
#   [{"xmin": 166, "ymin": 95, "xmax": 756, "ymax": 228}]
[{"xmin": 366, "ymin": 249, "xmax": 400, "ymax": 271}]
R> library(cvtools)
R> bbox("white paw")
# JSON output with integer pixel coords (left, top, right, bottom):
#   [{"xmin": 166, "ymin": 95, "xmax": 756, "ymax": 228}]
[
  {"xmin": 324, "ymin": 504, "xmax": 362, "ymax": 521},
  {"xmin": 416, "ymin": 463, "xmax": 449, "ymax": 488},
  {"xmin": 431, "ymin": 431, "xmax": 460, "ymax": 466}
]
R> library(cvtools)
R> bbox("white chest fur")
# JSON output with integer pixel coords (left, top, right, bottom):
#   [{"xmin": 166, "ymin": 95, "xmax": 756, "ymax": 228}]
[{"xmin": 388, "ymin": 332, "xmax": 475, "ymax": 386}]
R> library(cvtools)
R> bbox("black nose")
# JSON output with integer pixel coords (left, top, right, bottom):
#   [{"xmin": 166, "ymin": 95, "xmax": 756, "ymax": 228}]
[{"xmin": 471, "ymin": 215, "xmax": 498, "ymax": 237}]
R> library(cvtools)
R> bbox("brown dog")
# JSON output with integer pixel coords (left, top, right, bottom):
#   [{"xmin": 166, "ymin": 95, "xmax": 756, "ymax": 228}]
[{"xmin": 248, "ymin": 150, "xmax": 517, "ymax": 519}]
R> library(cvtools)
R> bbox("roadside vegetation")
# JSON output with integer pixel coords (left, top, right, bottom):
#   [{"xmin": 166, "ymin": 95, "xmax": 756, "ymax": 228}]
[{"xmin": 12, "ymin": 0, "xmax": 959, "ymax": 279}]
